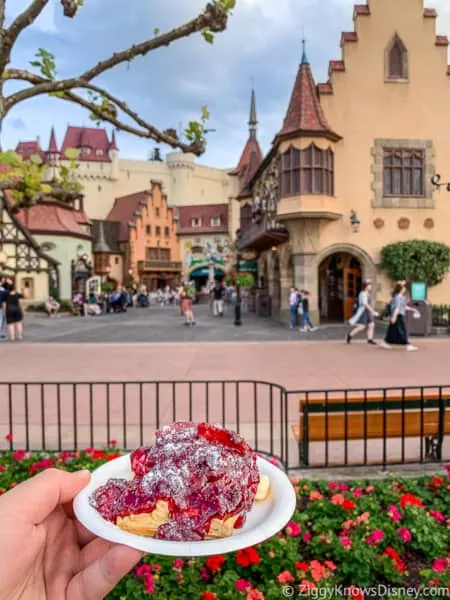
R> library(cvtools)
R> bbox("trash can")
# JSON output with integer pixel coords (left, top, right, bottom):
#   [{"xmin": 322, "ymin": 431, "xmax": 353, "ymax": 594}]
[{"xmin": 405, "ymin": 300, "xmax": 432, "ymax": 336}]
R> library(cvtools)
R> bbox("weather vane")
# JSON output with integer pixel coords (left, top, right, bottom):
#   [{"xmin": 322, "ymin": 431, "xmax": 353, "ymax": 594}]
[{"xmin": 431, "ymin": 174, "xmax": 450, "ymax": 192}]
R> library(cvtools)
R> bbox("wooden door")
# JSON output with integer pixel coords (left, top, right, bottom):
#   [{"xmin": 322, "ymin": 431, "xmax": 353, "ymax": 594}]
[{"xmin": 344, "ymin": 265, "xmax": 361, "ymax": 321}]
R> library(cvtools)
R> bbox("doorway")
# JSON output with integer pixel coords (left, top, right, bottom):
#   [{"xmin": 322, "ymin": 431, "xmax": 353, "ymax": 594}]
[{"xmin": 319, "ymin": 253, "xmax": 362, "ymax": 322}]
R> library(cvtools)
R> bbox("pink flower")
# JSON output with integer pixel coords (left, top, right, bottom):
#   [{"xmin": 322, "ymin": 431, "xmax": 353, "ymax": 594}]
[
  {"xmin": 328, "ymin": 481, "xmax": 340, "ymax": 490},
  {"xmin": 285, "ymin": 521, "xmax": 301, "ymax": 537},
  {"xmin": 397, "ymin": 527, "xmax": 412, "ymax": 543},
  {"xmin": 12, "ymin": 449, "xmax": 26, "ymax": 461},
  {"xmin": 432, "ymin": 558, "xmax": 449, "ymax": 573},
  {"xmin": 429, "ymin": 510, "xmax": 446, "ymax": 523},
  {"xmin": 310, "ymin": 560, "xmax": 328, "ymax": 582},
  {"xmin": 309, "ymin": 491, "xmax": 323, "ymax": 501},
  {"xmin": 366, "ymin": 485, "xmax": 375, "ymax": 493},
  {"xmin": 325, "ymin": 560, "xmax": 336, "ymax": 571},
  {"xmin": 352, "ymin": 487, "xmax": 363, "ymax": 498},
  {"xmin": 144, "ymin": 574, "xmax": 154, "ymax": 593},
  {"xmin": 366, "ymin": 529, "xmax": 384, "ymax": 545},
  {"xmin": 246, "ymin": 590, "xmax": 265, "ymax": 600},
  {"xmin": 199, "ymin": 567, "xmax": 210, "ymax": 582},
  {"xmin": 331, "ymin": 494, "xmax": 345, "ymax": 505},
  {"xmin": 136, "ymin": 564, "xmax": 151, "ymax": 577},
  {"xmin": 5, "ymin": 433, "xmax": 13, "ymax": 441},
  {"xmin": 340, "ymin": 484, "xmax": 349, "ymax": 491},
  {"xmin": 340, "ymin": 536, "xmax": 352, "ymax": 549},
  {"xmin": 235, "ymin": 579, "xmax": 253, "ymax": 593},
  {"xmin": 277, "ymin": 571, "xmax": 295, "ymax": 584},
  {"xmin": 173, "ymin": 558, "xmax": 183, "ymax": 570},
  {"xmin": 108, "ymin": 439, "xmax": 117, "ymax": 447},
  {"xmin": 356, "ymin": 512, "xmax": 370, "ymax": 524},
  {"xmin": 343, "ymin": 519, "xmax": 353, "ymax": 530},
  {"xmin": 303, "ymin": 532, "xmax": 312, "ymax": 543},
  {"xmin": 388, "ymin": 505, "xmax": 402, "ymax": 522}
]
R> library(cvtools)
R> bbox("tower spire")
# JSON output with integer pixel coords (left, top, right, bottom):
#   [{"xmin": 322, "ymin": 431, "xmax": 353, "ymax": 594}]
[
  {"xmin": 248, "ymin": 85, "xmax": 257, "ymax": 139},
  {"xmin": 301, "ymin": 37, "xmax": 308, "ymax": 65}
]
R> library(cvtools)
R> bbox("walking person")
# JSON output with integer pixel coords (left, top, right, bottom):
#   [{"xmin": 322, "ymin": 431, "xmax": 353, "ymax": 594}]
[
  {"xmin": 299, "ymin": 290, "xmax": 317, "ymax": 332},
  {"xmin": 347, "ymin": 279, "xmax": 379, "ymax": 345},
  {"xmin": 212, "ymin": 280, "xmax": 225, "ymax": 317},
  {"xmin": 289, "ymin": 287, "xmax": 299, "ymax": 329},
  {"xmin": 0, "ymin": 277, "xmax": 8, "ymax": 339},
  {"xmin": 181, "ymin": 281, "xmax": 196, "ymax": 326},
  {"xmin": 2, "ymin": 283, "xmax": 24, "ymax": 341},
  {"xmin": 381, "ymin": 282, "xmax": 420, "ymax": 351}
]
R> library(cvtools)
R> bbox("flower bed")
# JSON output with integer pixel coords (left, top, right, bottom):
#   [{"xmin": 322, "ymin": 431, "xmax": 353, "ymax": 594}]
[{"xmin": 0, "ymin": 445, "xmax": 449, "ymax": 599}]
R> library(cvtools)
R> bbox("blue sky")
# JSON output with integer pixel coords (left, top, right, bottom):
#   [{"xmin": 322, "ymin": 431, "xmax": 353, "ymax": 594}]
[{"xmin": 3, "ymin": 0, "xmax": 450, "ymax": 168}]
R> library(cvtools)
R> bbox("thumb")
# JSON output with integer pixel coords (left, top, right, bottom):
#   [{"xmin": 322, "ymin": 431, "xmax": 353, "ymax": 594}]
[{"xmin": 0, "ymin": 468, "xmax": 91, "ymax": 525}]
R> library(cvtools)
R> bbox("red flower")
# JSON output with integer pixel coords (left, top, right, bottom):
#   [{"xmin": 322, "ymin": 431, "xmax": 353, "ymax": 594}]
[
  {"xmin": 429, "ymin": 476, "xmax": 445, "ymax": 488},
  {"xmin": 342, "ymin": 499, "xmax": 356, "ymax": 511},
  {"xmin": 108, "ymin": 439, "xmax": 117, "ymax": 447},
  {"xmin": 0, "ymin": 466, "xmax": 5, "ymax": 472},
  {"xmin": 384, "ymin": 547, "xmax": 400, "ymax": 561},
  {"xmin": 205, "ymin": 555, "xmax": 225, "ymax": 572},
  {"xmin": 399, "ymin": 493, "xmax": 423, "ymax": 509},
  {"xmin": 236, "ymin": 547, "xmax": 261, "ymax": 567},
  {"xmin": 105, "ymin": 453, "xmax": 121, "ymax": 461},
  {"xmin": 295, "ymin": 561, "xmax": 309, "ymax": 572},
  {"xmin": 5, "ymin": 433, "xmax": 13, "ymax": 441},
  {"xmin": 347, "ymin": 586, "xmax": 364, "ymax": 600},
  {"xmin": 12, "ymin": 450, "xmax": 26, "ymax": 461},
  {"xmin": 28, "ymin": 458, "xmax": 54, "ymax": 474},
  {"xmin": 201, "ymin": 593, "xmax": 216, "ymax": 600}
]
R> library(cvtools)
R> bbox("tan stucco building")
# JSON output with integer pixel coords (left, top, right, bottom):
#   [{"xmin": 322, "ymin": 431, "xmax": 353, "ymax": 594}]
[{"xmin": 237, "ymin": 0, "xmax": 450, "ymax": 323}]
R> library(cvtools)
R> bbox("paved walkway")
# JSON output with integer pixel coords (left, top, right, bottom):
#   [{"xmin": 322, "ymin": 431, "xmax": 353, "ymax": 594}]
[
  {"xmin": 18, "ymin": 304, "xmax": 387, "ymax": 344},
  {"xmin": 1, "ymin": 307, "xmax": 449, "ymax": 467}
]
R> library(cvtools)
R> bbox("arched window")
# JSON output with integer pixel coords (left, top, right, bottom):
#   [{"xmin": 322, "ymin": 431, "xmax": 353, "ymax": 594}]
[{"xmin": 387, "ymin": 34, "xmax": 408, "ymax": 80}]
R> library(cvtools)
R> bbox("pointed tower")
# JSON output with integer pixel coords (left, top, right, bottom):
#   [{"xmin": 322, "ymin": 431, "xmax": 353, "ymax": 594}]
[
  {"xmin": 236, "ymin": 87, "xmax": 263, "ymax": 199},
  {"xmin": 45, "ymin": 127, "xmax": 60, "ymax": 179},
  {"xmin": 277, "ymin": 41, "xmax": 341, "ymax": 142},
  {"xmin": 93, "ymin": 220, "xmax": 112, "ymax": 277},
  {"xmin": 109, "ymin": 130, "xmax": 119, "ymax": 181}
]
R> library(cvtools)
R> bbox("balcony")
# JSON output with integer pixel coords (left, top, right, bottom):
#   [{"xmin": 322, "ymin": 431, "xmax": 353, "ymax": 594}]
[
  {"xmin": 237, "ymin": 212, "xmax": 289, "ymax": 252},
  {"xmin": 277, "ymin": 194, "xmax": 343, "ymax": 221},
  {"xmin": 138, "ymin": 260, "xmax": 182, "ymax": 273}
]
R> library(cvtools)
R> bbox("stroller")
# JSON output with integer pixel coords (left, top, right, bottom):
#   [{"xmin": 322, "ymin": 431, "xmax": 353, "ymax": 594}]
[{"xmin": 137, "ymin": 292, "xmax": 149, "ymax": 307}]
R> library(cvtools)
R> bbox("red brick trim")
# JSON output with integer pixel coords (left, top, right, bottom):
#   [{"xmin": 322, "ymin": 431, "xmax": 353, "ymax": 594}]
[
  {"xmin": 341, "ymin": 32, "xmax": 358, "ymax": 45},
  {"xmin": 424, "ymin": 8, "xmax": 437, "ymax": 18},
  {"xmin": 435, "ymin": 35, "xmax": 449, "ymax": 46},
  {"xmin": 317, "ymin": 83, "xmax": 333, "ymax": 95},
  {"xmin": 354, "ymin": 4, "xmax": 370, "ymax": 16},
  {"xmin": 328, "ymin": 60, "xmax": 345, "ymax": 77}
]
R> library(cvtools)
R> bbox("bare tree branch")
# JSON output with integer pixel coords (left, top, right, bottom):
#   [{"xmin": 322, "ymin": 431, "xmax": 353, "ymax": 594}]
[
  {"xmin": 5, "ymin": 68, "xmax": 204, "ymax": 154},
  {"xmin": 4, "ymin": 2, "xmax": 228, "ymax": 109},
  {"xmin": 0, "ymin": 0, "xmax": 6, "ymax": 31}
]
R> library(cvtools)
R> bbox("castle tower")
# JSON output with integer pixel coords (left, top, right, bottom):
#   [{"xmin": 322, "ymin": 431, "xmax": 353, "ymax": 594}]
[
  {"xmin": 109, "ymin": 130, "xmax": 119, "ymax": 181},
  {"xmin": 45, "ymin": 127, "xmax": 60, "ymax": 180}
]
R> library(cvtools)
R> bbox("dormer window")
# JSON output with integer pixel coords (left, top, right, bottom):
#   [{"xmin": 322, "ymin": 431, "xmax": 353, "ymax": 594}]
[
  {"xmin": 210, "ymin": 216, "xmax": 222, "ymax": 227},
  {"xmin": 81, "ymin": 147, "xmax": 90, "ymax": 156},
  {"xmin": 386, "ymin": 34, "xmax": 408, "ymax": 81},
  {"xmin": 96, "ymin": 149, "xmax": 104, "ymax": 156},
  {"xmin": 191, "ymin": 218, "xmax": 202, "ymax": 228}
]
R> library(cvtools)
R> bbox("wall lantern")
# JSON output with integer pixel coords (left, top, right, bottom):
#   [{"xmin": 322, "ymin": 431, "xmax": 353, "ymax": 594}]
[
  {"xmin": 431, "ymin": 174, "xmax": 450, "ymax": 192},
  {"xmin": 271, "ymin": 246, "xmax": 278, "ymax": 253},
  {"xmin": 350, "ymin": 210, "xmax": 360, "ymax": 233}
]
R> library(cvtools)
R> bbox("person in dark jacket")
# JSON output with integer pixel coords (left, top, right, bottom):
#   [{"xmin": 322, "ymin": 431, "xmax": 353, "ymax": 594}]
[
  {"xmin": 212, "ymin": 281, "xmax": 225, "ymax": 317},
  {"xmin": 2, "ymin": 284, "xmax": 24, "ymax": 341}
]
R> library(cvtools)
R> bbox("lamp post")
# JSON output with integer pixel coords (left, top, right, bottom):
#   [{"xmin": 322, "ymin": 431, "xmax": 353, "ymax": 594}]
[{"xmin": 234, "ymin": 251, "xmax": 242, "ymax": 326}]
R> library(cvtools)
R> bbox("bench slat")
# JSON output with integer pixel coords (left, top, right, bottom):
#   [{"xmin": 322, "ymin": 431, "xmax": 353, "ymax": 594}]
[{"xmin": 292, "ymin": 410, "xmax": 450, "ymax": 442}]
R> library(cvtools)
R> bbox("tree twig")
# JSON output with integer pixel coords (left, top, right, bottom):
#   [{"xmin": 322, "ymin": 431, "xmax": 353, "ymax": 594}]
[
  {"xmin": 5, "ymin": 69, "xmax": 204, "ymax": 154},
  {"xmin": 4, "ymin": 2, "xmax": 227, "ymax": 108}
]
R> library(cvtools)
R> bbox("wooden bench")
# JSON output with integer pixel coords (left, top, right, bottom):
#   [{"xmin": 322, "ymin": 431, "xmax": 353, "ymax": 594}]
[{"xmin": 291, "ymin": 392, "xmax": 450, "ymax": 467}]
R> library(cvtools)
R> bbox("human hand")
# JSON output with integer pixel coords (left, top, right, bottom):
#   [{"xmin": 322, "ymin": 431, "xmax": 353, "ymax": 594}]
[{"xmin": 0, "ymin": 468, "xmax": 143, "ymax": 600}]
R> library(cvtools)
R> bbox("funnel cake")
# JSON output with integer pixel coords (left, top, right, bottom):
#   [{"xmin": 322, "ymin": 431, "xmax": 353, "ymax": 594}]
[{"xmin": 90, "ymin": 422, "xmax": 271, "ymax": 541}]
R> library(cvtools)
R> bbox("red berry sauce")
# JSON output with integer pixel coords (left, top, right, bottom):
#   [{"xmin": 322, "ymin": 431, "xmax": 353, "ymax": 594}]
[{"xmin": 90, "ymin": 422, "xmax": 260, "ymax": 540}]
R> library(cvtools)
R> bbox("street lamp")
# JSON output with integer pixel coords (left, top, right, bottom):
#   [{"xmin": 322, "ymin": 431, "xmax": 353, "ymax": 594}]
[{"xmin": 350, "ymin": 210, "xmax": 360, "ymax": 233}]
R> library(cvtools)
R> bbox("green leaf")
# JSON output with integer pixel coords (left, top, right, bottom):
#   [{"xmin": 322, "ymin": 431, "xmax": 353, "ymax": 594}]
[
  {"xmin": 202, "ymin": 30, "xmax": 214, "ymax": 44},
  {"xmin": 153, "ymin": 27, "xmax": 160, "ymax": 35}
]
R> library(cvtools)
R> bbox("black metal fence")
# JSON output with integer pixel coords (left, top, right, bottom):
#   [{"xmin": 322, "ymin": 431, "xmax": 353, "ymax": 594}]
[
  {"xmin": 0, "ymin": 380, "xmax": 449, "ymax": 471},
  {"xmin": 431, "ymin": 304, "xmax": 450, "ymax": 328},
  {"xmin": 287, "ymin": 385, "xmax": 450, "ymax": 469}
]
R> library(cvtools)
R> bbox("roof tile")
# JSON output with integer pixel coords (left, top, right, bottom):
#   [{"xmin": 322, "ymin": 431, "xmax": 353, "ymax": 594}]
[
  {"xmin": 279, "ymin": 60, "xmax": 340, "ymax": 139},
  {"xmin": 107, "ymin": 191, "xmax": 147, "ymax": 241},
  {"xmin": 60, "ymin": 126, "xmax": 112, "ymax": 162},
  {"xmin": 16, "ymin": 202, "xmax": 91, "ymax": 239},
  {"xmin": 177, "ymin": 204, "xmax": 229, "ymax": 235}
]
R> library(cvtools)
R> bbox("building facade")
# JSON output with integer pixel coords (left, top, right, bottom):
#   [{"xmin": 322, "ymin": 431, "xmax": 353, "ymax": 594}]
[
  {"xmin": 106, "ymin": 181, "xmax": 181, "ymax": 290},
  {"xmin": 176, "ymin": 204, "xmax": 232, "ymax": 289},
  {"xmin": 237, "ymin": 0, "xmax": 450, "ymax": 323}
]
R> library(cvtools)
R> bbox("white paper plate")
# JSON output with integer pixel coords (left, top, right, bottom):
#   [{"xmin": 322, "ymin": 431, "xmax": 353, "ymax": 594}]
[{"xmin": 73, "ymin": 454, "xmax": 296, "ymax": 557}]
